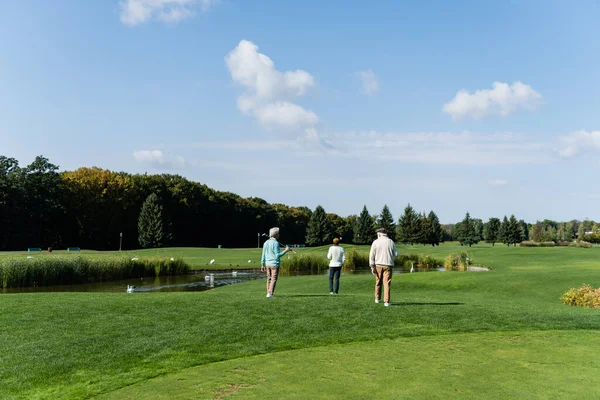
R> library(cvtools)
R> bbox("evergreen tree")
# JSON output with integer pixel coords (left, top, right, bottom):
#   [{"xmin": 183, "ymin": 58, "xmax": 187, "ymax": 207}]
[
  {"xmin": 354, "ymin": 205, "xmax": 374, "ymax": 244},
  {"xmin": 138, "ymin": 193, "xmax": 165, "ymax": 248},
  {"xmin": 426, "ymin": 210, "xmax": 443, "ymax": 246},
  {"xmin": 498, "ymin": 216, "xmax": 510, "ymax": 245},
  {"xmin": 484, "ymin": 217, "xmax": 500, "ymax": 246},
  {"xmin": 376, "ymin": 205, "xmax": 396, "ymax": 241},
  {"xmin": 519, "ymin": 220, "xmax": 529, "ymax": 242},
  {"xmin": 456, "ymin": 212, "xmax": 478, "ymax": 246},
  {"xmin": 472, "ymin": 218, "xmax": 484, "ymax": 243},
  {"xmin": 305, "ymin": 205, "xmax": 329, "ymax": 246},
  {"xmin": 396, "ymin": 204, "xmax": 422, "ymax": 244},
  {"xmin": 507, "ymin": 214, "xmax": 522, "ymax": 246}
]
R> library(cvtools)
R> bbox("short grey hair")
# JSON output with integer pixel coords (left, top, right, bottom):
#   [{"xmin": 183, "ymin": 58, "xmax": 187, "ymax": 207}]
[{"xmin": 269, "ymin": 227, "xmax": 280, "ymax": 237}]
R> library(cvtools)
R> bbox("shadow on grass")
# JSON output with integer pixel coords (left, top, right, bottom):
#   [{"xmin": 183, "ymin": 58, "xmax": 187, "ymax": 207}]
[
  {"xmin": 281, "ymin": 294, "xmax": 333, "ymax": 298},
  {"xmin": 389, "ymin": 302, "xmax": 464, "ymax": 306}
]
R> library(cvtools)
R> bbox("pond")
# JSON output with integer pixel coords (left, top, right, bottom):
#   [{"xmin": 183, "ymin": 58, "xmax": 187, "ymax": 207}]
[{"xmin": 1, "ymin": 266, "xmax": 466, "ymax": 294}]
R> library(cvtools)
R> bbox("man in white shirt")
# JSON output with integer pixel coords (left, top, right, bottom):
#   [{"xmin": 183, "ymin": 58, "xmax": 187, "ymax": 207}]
[
  {"xmin": 369, "ymin": 228, "xmax": 399, "ymax": 306},
  {"xmin": 327, "ymin": 238, "xmax": 345, "ymax": 294}
]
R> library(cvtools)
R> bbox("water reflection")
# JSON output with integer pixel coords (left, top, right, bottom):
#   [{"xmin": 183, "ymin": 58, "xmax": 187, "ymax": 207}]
[
  {"xmin": 1, "ymin": 267, "xmax": 446, "ymax": 294},
  {"xmin": 1, "ymin": 270, "xmax": 266, "ymax": 294}
]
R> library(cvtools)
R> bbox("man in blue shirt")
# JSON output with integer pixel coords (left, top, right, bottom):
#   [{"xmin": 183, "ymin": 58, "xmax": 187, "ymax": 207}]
[{"xmin": 261, "ymin": 227, "xmax": 291, "ymax": 298}]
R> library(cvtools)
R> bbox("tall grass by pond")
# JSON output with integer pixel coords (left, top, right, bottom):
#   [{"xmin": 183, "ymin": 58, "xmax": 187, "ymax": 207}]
[
  {"xmin": 279, "ymin": 248, "xmax": 445, "ymax": 273},
  {"xmin": 0, "ymin": 256, "xmax": 190, "ymax": 288}
]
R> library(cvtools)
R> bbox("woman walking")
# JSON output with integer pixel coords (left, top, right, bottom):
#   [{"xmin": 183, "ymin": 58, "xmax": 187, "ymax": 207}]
[{"xmin": 327, "ymin": 238, "xmax": 345, "ymax": 294}]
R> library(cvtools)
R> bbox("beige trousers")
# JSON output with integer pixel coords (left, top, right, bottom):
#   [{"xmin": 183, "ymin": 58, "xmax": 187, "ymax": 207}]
[
  {"xmin": 266, "ymin": 267, "xmax": 279, "ymax": 295},
  {"xmin": 374, "ymin": 265, "xmax": 392, "ymax": 303}
]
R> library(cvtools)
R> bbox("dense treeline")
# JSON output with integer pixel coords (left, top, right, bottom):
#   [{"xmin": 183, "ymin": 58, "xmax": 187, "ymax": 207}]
[
  {"xmin": 0, "ymin": 155, "xmax": 596, "ymax": 250},
  {"xmin": 444, "ymin": 214, "xmax": 598, "ymax": 246},
  {"xmin": 1, "ymin": 155, "xmax": 307, "ymax": 250}
]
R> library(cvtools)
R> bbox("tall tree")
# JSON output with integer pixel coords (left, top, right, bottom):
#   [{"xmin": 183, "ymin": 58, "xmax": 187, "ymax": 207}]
[
  {"xmin": 456, "ymin": 212, "xmax": 478, "ymax": 246},
  {"xmin": 376, "ymin": 205, "xmax": 396, "ymax": 241},
  {"xmin": 565, "ymin": 221, "xmax": 577, "ymax": 240},
  {"xmin": 397, "ymin": 204, "xmax": 422, "ymax": 245},
  {"xmin": 305, "ymin": 205, "xmax": 329, "ymax": 246},
  {"xmin": 519, "ymin": 220, "xmax": 529, "ymax": 241},
  {"xmin": 542, "ymin": 226, "xmax": 557, "ymax": 242},
  {"xmin": 507, "ymin": 215, "xmax": 522, "ymax": 246},
  {"xmin": 556, "ymin": 222, "xmax": 568, "ymax": 242},
  {"xmin": 498, "ymin": 216, "xmax": 510, "ymax": 246},
  {"xmin": 577, "ymin": 222, "xmax": 585, "ymax": 241},
  {"xmin": 484, "ymin": 218, "xmax": 501, "ymax": 246},
  {"xmin": 426, "ymin": 210, "xmax": 443, "ymax": 246},
  {"xmin": 138, "ymin": 193, "xmax": 165, "ymax": 248},
  {"xmin": 354, "ymin": 205, "xmax": 374, "ymax": 244},
  {"xmin": 472, "ymin": 218, "xmax": 484, "ymax": 243},
  {"xmin": 531, "ymin": 221, "xmax": 544, "ymax": 242}
]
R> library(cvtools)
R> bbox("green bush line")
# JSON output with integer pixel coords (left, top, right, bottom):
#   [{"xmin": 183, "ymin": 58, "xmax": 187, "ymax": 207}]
[
  {"xmin": 519, "ymin": 240, "xmax": 593, "ymax": 248},
  {"xmin": 0, "ymin": 256, "xmax": 190, "ymax": 288}
]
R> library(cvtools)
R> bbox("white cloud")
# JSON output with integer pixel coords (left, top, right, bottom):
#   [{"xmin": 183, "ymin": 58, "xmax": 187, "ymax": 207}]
[
  {"xmin": 226, "ymin": 40, "xmax": 318, "ymax": 131},
  {"xmin": 133, "ymin": 150, "xmax": 186, "ymax": 169},
  {"xmin": 357, "ymin": 69, "xmax": 379, "ymax": 95},
  {"xmin": 488, "ymin": 179, "xmax": 509, "ymax": 186},
  {"xmin": 120, "ymin": 0, "xmax": 218, "ymax": 26},
  {"xmin": 254, "ymin": 102, "xmax": 319, "ymax": 130},
  {"xmin": 558, "ymin": 130, "xmax": 600, "ymax": 158},
  {"xmin": 443, "ymin": 81, "xmax": 543, "ymax": 120}
]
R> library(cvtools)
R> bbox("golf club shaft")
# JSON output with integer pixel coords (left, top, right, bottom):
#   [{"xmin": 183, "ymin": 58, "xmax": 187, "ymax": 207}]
[{"xmin": 278, "ymin": 241, "xmax": 297, "ymax": 253}]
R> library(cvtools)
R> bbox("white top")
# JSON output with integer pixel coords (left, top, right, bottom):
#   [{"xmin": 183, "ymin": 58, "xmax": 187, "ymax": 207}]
[
  {"xmin": 327, "ymin": 245, "xmax": 346, "ymax": 267},
  {"xmin": 369, "ymin": 234, "xmax": 399, "ymax": 267}
]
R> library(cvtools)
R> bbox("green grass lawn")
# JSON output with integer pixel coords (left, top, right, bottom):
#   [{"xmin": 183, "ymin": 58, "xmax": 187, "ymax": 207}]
[{"xmin": 1, "ymin": 243, "xmax": 599, "ymax": 399}]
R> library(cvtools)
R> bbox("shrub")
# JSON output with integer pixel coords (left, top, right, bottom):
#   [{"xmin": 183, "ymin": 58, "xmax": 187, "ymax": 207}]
[
  {"xmin": 419, "ymin": 255, "xmax": 443, "ymax": 270},
  {"xmin": 569, "ymin": 241, "xmax": 593, "ymax": 248},
  {"xmin": 539, "ymin": 242, "xmax": 556, "ymax": 247},
  {"xmin": 279, "ymin": 254, "xmax": 329, "ymax": 274},
  {"xmin": 556, "ymin": 241, "xmax": 571, "ymax": 247},
  {"xmin": 0, "ymin": 256, "xmax": 190, "ymax": 289},
  {"xmin": 444, "ymin": 252, "xmax": 471, "ymax": 271},
  {"xmin": 344, "ymin": 248, "xmax": 370, "ymax": 270},
  {"xmin": 519, "ymin": 241, "xmax": 539, "ymax": 247},
  {"xmin": 561, "ymin": 284, "xmax": 600, "ymax": 308},
  {"xmin": 395, "ymin": 254, "xmax": 420, "ymax": 268}
]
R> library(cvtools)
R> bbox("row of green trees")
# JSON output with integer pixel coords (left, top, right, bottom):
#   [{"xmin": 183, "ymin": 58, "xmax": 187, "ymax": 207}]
[
  {"xmin": 304, "ymin": 204, "xmax": 444, "ymax": 247},
  {"xmin": 529, "ymin": 220, "xmax": 599, "ymax": 243},
  {"xmin": 453, "ymin": 214, "xmax": 527, "ymax": 247}
]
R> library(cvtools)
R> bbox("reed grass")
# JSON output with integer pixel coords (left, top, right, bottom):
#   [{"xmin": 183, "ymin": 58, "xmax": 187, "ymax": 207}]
[
  {"xmin": 279, "ymin": 253, "xmax": 329, "ymax": 274},
  {"xmin": 0, "ymin": 256, "xmax": 190, "ymax": 288}
]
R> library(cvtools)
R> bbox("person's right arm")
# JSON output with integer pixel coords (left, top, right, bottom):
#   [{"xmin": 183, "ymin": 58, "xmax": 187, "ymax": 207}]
[
  {"xmin": 369, "ymin": 242, "xmax": 377, "ymax": 275},
  {"xmin": 369, "ymin": 242, "xmax": 376, "ymax": 267},
  {"xmin": 327, "ymin": 247, "xmax": 332, "ymax": 260}
]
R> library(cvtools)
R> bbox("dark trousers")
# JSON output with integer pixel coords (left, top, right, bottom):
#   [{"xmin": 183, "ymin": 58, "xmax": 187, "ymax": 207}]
[{"xmin": 329, "ymin": 267, "xmax": 341, "ymax": 293}]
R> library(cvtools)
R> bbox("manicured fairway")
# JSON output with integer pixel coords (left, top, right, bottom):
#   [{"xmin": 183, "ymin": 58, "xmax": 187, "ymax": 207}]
[
  {"xmin": 1, "ymin": 244, "xmax": 599, "ymax": 399},
  {"xmin": 100, "ymin": 330, "xmax": 600, "ymax": 400}
]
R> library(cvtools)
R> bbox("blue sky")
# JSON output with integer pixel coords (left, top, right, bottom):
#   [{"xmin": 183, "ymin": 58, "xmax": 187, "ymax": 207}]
[{"xmin": 1, "ymin": 0, "xmax": 599, "ymax": 223}]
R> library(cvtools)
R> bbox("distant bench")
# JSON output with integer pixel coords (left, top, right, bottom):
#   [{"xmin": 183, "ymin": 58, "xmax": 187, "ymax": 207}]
[
  {"xmin": 67, "ymin": 247, "xmax": 81, "ymax": 252},
  {"xmin": 27, "ymin": 248, "xmax": 42, "ymax": 253}
]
